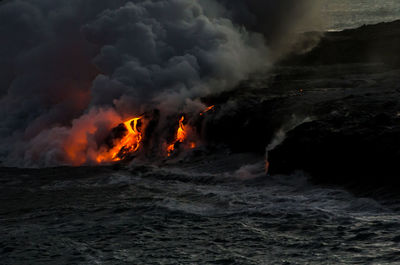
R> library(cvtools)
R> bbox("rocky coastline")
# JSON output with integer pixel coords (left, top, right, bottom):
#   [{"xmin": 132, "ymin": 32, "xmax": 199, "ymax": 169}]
[{"xmin": 204, "ymin": 20, "xmax": 400, "ymax": 191}]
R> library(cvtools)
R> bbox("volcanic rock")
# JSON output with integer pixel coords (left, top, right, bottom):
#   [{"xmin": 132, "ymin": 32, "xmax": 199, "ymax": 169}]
[
  {"xmin": 203, "ymin": 20, "xmax": 400, "ymax": 190},
  {"xmin": 282, "ymin": 20, "xmax": 400, "ymax": 66}
]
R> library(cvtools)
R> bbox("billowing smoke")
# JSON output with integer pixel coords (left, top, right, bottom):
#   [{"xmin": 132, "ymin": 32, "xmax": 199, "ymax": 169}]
[{"xmin": 0, "ymin": 0, "xmax": 322, "ymax": 167}]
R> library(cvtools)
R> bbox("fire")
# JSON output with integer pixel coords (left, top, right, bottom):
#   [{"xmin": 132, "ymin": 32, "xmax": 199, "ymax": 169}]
[{"xmin": 96, "ymin": 116, "xmax": 143, "ymax": 163}]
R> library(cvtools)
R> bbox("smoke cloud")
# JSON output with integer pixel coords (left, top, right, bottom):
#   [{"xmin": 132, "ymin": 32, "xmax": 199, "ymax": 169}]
[{"xmin": 0, "ymin": 0, "xmax": 322, "ymax": 167}]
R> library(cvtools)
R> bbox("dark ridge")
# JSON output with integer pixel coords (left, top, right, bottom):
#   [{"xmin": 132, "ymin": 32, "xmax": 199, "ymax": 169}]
[
  {"xmin": 202, "ymin": 20, "xmax": 400, "ymax": 192},
  {"xmin": 281, "ymin": 20, "xmax": 400, "ymax": 66}
]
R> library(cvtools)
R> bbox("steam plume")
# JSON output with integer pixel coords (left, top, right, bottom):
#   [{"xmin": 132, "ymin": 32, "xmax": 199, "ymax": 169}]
[{"xmin": 0, "ymin": 0, "xmax": 322, "ymax": 166}]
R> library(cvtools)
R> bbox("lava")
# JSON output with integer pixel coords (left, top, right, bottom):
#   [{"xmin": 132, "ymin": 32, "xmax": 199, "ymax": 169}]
[
  {"xmin": 166, "ymin": 105, "xmax": 215, "ymax": 155},
  {"xmin": 200, "ymin": 105, "xmax": 215, "ymax": 116},
  {"xmin": 167, "ymin": 116, "xmax": 187, "ymax": 155},
  {"xmin": 97, "ymin": 116, "xmax": 143, "ymax": 163},
  {"xmin": 96, "ymin": 104, "xmax": 215, "ymax": 162}
]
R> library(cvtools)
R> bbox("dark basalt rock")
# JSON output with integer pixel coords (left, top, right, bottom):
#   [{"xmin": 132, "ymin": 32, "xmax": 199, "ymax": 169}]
[
  {"xmin": 264, "ymin": 81, "xmax": 400, "ymax": 188},
  {"xmin": 201, "ymin": 20, "xmax": 400, "ymax": 191},
  {"xmin": 104, "ymin": 123, "xmax": 127, "ymax": 149},
  {"xmin": 282, "ymin": 20, "xmax": 400, "ymax": 67},
  {"xmin": 268, "ymin": 116, "xmax": 400, "ymax": 187}
]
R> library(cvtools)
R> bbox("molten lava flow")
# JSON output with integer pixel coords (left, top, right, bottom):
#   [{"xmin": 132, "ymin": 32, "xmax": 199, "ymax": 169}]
[
  {"xmin": 166, "ymin": 116, "xmax": 198, "ymax": 156},
  {"xmin": 167, "ymin": 116, "xmax": 186, "ymax": 155},
  {"xmin": 175, "ymin": 116, "xmax": 186, "ymax": 143},
  {"xmin": 200, "ymin": 105, "xmax": 215, "ymax": 116},
  {"xmin": 96, "ymin": 116, "xmax": 143, "ymax": 163}
]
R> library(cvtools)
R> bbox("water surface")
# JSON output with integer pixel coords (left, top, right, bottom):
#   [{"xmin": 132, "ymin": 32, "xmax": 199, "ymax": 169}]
[
  {"xmin": 1, "ymin": 154, "xmax": 400, "ymax": 264},
  {"xmin": 323, "ymin": 0, "xmax": 400, "ymax": 30}
]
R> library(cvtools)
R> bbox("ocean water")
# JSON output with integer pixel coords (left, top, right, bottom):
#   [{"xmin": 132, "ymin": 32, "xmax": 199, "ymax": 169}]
[
  {"xmin": 1, "ymin": 153, "xmax": 400, "ymax": 264},
  {"xmin": 322, "ymin": 0, "xmax": 400, "ymax": 30}
]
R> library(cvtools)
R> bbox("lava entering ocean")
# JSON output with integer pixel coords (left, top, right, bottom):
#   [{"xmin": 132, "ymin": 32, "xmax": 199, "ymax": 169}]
[
  {"xmin": 96, "ymin": 116, "xmax": 143, "ymax": 163},
  {"xmin": 166, "ymin": 116, "xmax": 195, "ymax": 156},
  {"xmin": 85, "ymin": 105, "xmax": 216, "ymax": 165}
]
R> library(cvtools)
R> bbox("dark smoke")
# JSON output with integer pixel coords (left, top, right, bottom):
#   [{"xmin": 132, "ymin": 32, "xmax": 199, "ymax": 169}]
[{"xmin": 0, "ymin": 0, "xmax": 322, "ymax": 166}]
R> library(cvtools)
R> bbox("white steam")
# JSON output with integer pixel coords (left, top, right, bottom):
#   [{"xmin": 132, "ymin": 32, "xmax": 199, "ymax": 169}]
[{"xmin": 265, "ymin": 115, "xmax": 313, "ymax": 173}]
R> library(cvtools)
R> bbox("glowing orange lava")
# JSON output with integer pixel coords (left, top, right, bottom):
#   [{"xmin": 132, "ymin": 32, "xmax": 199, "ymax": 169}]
[
  {"xmin": 166, "ymin": 116, "xmax": 198, "ymax": 156},
  {"xmin": 96, "ymin": 116, "xmax": 143, "ymax": 163},
  {"xmin": 200, "ymin": 105, "xmax": 215, "ymax": 116},
  {"xmin": 167, "ymin": 116, "xmax": 186, "ymax": 155}
]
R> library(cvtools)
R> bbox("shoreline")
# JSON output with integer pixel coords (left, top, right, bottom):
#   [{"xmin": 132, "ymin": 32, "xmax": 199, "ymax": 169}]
[{"xmin": 202, "ymin": 19, "xmax": 400, "ymax": 192}]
